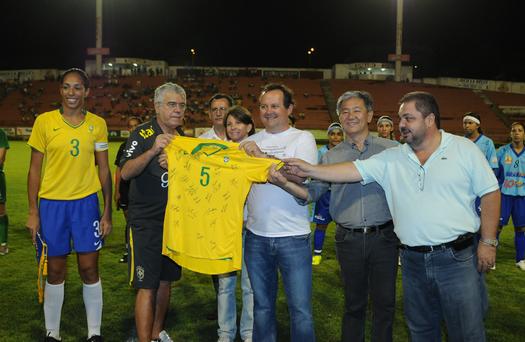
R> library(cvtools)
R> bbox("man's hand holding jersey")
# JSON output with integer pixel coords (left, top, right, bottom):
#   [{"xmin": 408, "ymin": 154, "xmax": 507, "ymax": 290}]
[{"xmin": 239, "ymin": 141, "xmax": 306, "ymax": 184}]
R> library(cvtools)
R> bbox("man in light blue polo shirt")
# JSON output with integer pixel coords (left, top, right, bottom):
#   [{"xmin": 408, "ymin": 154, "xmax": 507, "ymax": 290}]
[{"xmin": 277, "ymin": 91, "xmax": 500, "ymax": 342}]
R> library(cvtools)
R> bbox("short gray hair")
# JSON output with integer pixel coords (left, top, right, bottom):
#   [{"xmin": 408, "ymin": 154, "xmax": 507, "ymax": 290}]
[
  {"xmin": 336, "ymin": 90, "xmax": 374, "ymax": 116},
  {"xmin": 154, "ymin": 82, "xmax": 186, "ymax": 105}
]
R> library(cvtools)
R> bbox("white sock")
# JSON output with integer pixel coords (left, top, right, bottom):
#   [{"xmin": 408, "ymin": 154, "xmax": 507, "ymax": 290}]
[
  {"xmin": 44, "ymin": 281, "xmax": 64, "ymax": 340},
  {"xmin": 83, "ymin": 279, "xmax": 103, "ymax": 338}
]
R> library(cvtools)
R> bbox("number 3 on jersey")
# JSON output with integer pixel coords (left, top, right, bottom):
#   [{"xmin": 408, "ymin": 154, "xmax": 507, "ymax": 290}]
[
  {"xmin": 70, "ymin": 138, "xmax": 80, "ymax": 157},
  {"xmin": 200, "ymin": 166, "xmax": 210, "ymax": 187}
]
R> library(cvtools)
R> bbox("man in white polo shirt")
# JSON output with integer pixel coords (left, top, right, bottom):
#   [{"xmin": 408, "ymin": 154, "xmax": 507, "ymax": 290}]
[{"xmin": 279, "ymin": 91, "xmax": 500, "ymax": 342}]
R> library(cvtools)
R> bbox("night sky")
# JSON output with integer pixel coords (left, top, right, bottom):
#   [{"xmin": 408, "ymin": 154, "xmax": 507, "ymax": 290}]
[{"xmin": 1, "ymin": 0, "xmax": 524, "ymax": 81}]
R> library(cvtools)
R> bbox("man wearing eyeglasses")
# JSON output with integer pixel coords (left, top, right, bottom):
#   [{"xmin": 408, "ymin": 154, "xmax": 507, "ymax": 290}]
[
  {"xmin": 200, "ymin": 93, "xmax": 234, "ymax": 141},
  {"xmin": 277, "ymin": 91, "xmax": 500, "ymax": 342},
  {"xmin": 120, "ymin": 82, "xmax": 186, "ymax": 342}
]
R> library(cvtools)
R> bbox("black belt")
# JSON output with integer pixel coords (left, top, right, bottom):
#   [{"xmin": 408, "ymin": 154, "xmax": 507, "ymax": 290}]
[
  {"xmin": 400, "ymin": 233, "xmax": 475, "ymax": 253},
  {"xmin": 338, "ymin": 220, "xmax": 393, "ymax": 234}
]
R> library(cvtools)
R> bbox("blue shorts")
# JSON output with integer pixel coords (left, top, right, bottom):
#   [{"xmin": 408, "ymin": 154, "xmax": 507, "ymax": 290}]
[
  {"xmin": 500, "ymin": 194, "xmax": 525, "ymax": 227},
  {"xmin": 311, "ymin": 190, "xmax": 332, "ymax": 225},
  {"xmin": 39, "ymin": 193, "xmax": 102, "ymax": 256}
]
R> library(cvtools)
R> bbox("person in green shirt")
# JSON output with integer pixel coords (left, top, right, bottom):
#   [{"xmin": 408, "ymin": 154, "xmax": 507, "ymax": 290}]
[{"xmin": 0, "ymin": 128, "xmax": 9, "ymax": 255}]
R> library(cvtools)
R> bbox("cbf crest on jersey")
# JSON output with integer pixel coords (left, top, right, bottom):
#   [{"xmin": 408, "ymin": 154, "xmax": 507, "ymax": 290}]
[{"xmin": 136, "ymin": 266, "xmax": 145, "ymax": 281}]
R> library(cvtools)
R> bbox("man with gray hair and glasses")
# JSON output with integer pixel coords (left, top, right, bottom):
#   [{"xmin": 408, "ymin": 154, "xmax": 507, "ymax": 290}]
[{"xmin": 121, "ymin": 82, "xmax": 187, "ymax": 342}]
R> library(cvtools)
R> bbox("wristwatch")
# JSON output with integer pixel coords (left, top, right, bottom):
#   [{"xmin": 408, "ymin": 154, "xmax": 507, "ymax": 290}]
[{"xmin": 480, "ymin": 238, "xmax": 499, "ymax": 247}]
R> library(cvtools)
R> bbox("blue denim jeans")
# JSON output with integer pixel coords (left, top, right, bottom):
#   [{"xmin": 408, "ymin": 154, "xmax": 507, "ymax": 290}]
[
  {"xmin": 218, "ymin": 231, "xmax": 254, "ymax": 341},
  {"xmin": 400, "ymin": 241, "xmax": 487, "ymax": 342},
  {"xmin": 244, "ymin": 230, "xmax": 315, "ymax": 342}
]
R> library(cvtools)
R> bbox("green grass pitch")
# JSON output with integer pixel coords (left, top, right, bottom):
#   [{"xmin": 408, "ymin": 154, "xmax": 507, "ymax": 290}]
[{"xmin": 0, "ymin": 141, "xmax": 524, "ymax": 341}]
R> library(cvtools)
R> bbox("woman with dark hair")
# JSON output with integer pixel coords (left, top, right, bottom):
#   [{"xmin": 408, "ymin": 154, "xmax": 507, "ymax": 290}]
[
  {"xmin": 216, "ymin": 105, "xmax": 256, "ymax": 342},
  {"xmin": 496, "ymin": 122, "xmax": 525, "ymax": 271},
  {"xmin": 463, "ymin": 112, "xmax": 498, "ymax": 171},
  {"xmin": 376, "ymin": 115, "xmax": 396, "ymax": 140},
  {"xmin": 224, "ymin": 105, "xmax": 256, "ymax": 142},
  {"xmin": 26, "ymin": 68, "xmax": 112, "ymax": 342}
]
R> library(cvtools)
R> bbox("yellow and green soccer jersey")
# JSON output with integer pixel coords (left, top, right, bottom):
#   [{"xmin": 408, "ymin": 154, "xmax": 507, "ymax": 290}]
[
  {"xmin": 28, "ymin": 109, "xmax": 109, "ymax": 200},
  {"xmin": 163, "ymin": 136, "xmax": 282, "ymax": 275}
]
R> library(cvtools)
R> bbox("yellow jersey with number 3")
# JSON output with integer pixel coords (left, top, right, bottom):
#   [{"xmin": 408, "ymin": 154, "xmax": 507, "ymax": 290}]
[
  {"xmin": 28, "ymin": 109, "xmax": 108, "ymax": 200},
  {"xmin": 163, "ymin": 136, "xmax": 282, "ymax": 274}
]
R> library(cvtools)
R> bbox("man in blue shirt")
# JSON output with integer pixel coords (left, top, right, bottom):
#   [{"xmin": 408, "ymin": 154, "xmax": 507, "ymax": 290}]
[{"xmin": 277, "ymin": 91, "xmax": 500, "ymax": 342}]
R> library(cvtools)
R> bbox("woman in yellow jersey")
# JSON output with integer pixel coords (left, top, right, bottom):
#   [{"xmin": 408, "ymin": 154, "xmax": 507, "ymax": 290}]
[
  {"xmin": 216, "ymin": 105, "xmax": 256, "ymax": 342},
  {"xmin": 26, "ymin": 68, "xmax": 112, "ymax": 342}
]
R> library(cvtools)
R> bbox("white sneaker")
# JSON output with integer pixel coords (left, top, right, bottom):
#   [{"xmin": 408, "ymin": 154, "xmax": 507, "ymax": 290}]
[
  {"xmin": 490, "ymin": 263, "xmax": 496, "ymax": 270},
  {"xmin": 516, "ymin": 260, "xmax": 525, "ymax": 271},
  {"xmin": 159, "ymin": 330, "xmax": 173, "ymax": 342}
]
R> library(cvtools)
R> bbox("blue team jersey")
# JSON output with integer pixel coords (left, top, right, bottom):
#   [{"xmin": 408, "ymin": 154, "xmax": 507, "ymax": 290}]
[
  {"xmin": 496, "ymin": 144, "xmax": 525, "ymax": 196},
  {"xmin": 318, "ymin": 145, "xmax": 329, "ymax": 163},
  {"xmin": 474, "ymin": 134, "xmax": 498, "ymax": 169}
]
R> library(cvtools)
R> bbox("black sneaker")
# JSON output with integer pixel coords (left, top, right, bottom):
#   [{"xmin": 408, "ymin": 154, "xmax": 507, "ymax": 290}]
[
  {"xmin": 86, "ymin": 335, "xmax": 103, "ymax": 342},
  {"xmin": 119, "ymin": 253, "xmax": 128, "ymax": 263},
  {"xmin": 44, "ymin": 335, "xmax": 60, "ymax": 342}
]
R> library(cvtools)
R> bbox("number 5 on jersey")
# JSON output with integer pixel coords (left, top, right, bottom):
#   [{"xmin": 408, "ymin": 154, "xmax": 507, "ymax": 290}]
[{"xmin": 200, "ymin": 166, "xmax": 210, "ymax": 187}]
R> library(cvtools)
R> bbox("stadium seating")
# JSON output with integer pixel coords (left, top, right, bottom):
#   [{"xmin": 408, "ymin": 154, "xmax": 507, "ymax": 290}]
[
  {"xmin": 330, "ymin": 80, "xmax": 510, "ymax": 143},
  {"xmin": 0, "ymin": 75, "xmax": 515, "ymax": 143},
  {"xmin": 483, "ymin": 91, "xmax": 525, "ymax": 130}
]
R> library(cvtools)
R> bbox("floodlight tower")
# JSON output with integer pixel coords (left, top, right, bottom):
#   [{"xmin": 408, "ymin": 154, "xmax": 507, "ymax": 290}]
[
  {"xmin": 190, "ymin": 49, "xmax": 196, "ymax": 66},
  {"xmin": 395, "ymin": 0, "xmax": 403, "ymax": 82},
  {"xmin": 88, "ymin": 0, "xmax": 108, "ymax": 75},
  {"xmin": 95, "ymin": 0, "xmax": 103, "ymax": 76},
  {"xmin": 307, "ymin": 47, "xmax": 315, "ymax": 67}
]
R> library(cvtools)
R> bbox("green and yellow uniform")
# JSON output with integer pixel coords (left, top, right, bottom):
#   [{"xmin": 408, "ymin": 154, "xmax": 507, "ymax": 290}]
[
  {"xmin": 0, "ymin": 128, "xmax": 9, "ymax": 246},
  {"xmin": 163, "ymin": 136, "xmax": 281, "ymax": 275},
  {"xmin": 28, "ymin": 109, "xmax": 108, "ymax": 200}
]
